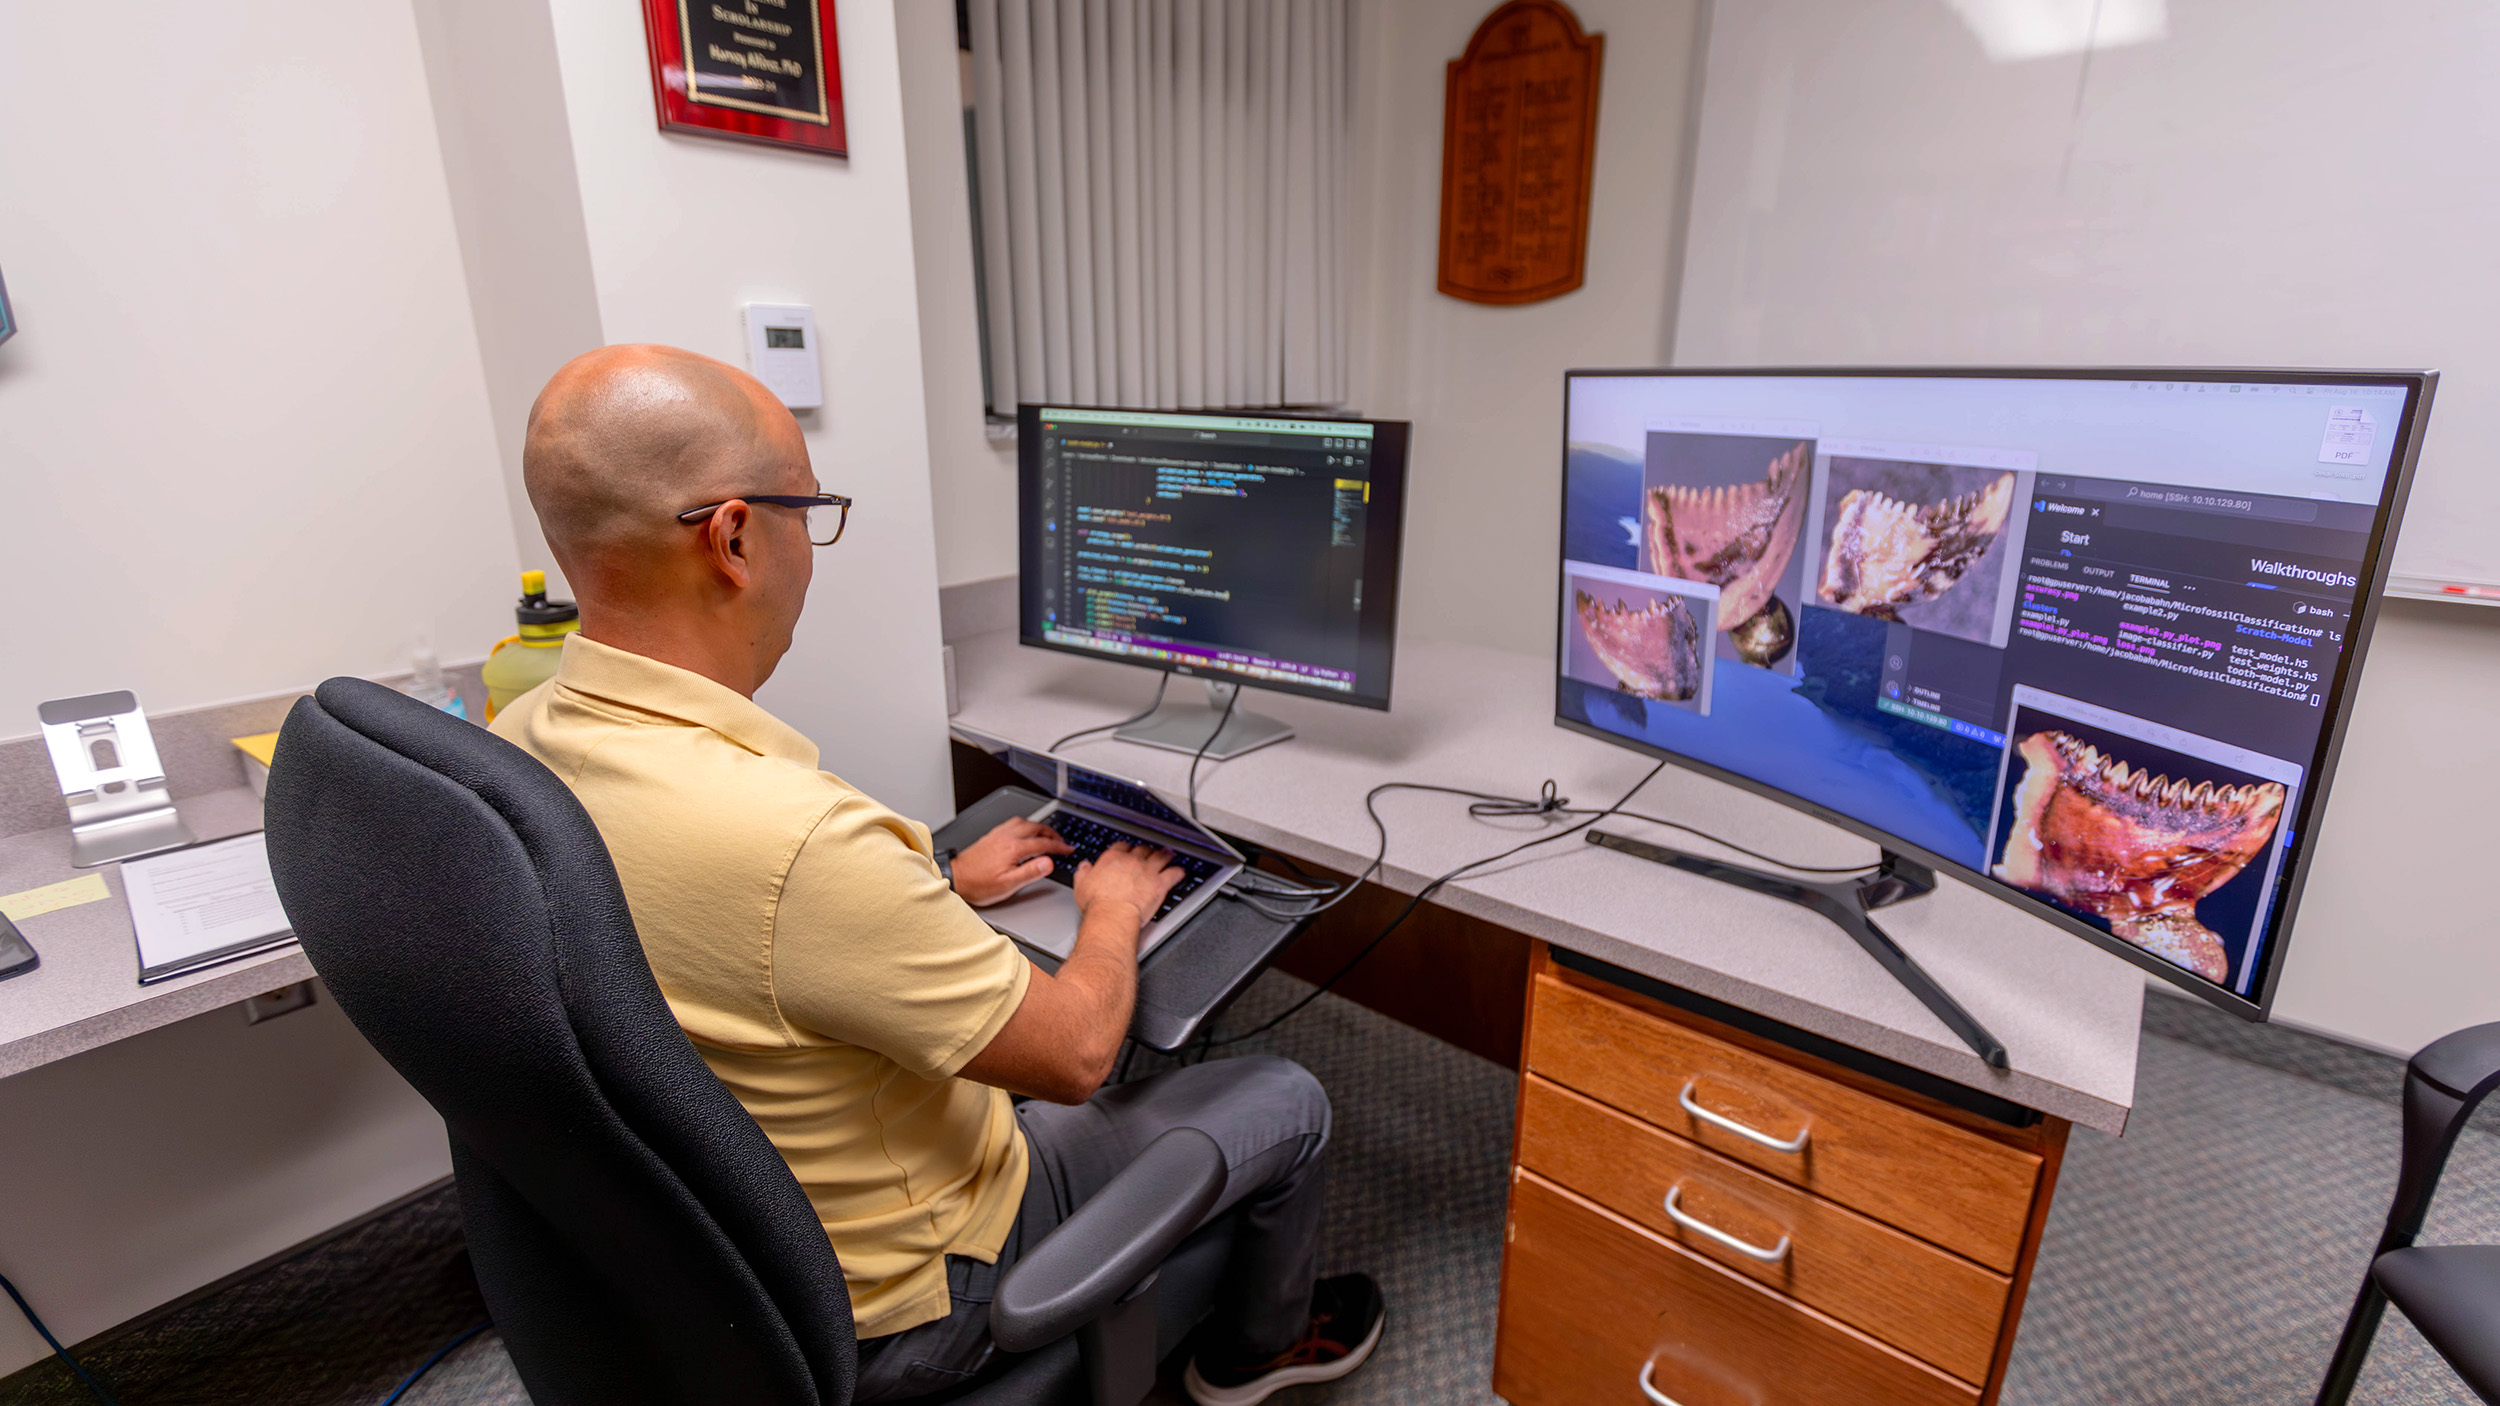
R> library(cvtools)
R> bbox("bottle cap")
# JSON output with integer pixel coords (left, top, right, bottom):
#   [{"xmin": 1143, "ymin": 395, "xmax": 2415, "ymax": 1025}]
[{"xmin": 517, "ymin": 570, "xmax": 578, "ymax": 626}]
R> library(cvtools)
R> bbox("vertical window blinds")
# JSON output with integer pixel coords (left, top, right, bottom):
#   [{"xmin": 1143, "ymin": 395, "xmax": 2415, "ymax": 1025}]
[{"xmin": 966, "ymin": 0, "xmax": 1351, "ymax": 415}]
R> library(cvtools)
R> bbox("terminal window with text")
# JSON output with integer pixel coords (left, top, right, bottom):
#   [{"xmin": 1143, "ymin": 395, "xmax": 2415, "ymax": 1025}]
[
  {"xmin": 1020, "ymin": 406, "xmax": 1408, "ymax": 708},
  {"xmin": 1557, "ymin": 369, "xmax": 2427, "ymax": 1015}
]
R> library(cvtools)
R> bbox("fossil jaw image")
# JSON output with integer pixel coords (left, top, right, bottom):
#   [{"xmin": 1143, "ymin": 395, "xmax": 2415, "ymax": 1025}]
[
  {"xmin": 1644, "ymin": 443, "xmax": 1810, "ymax": 649},
  {"xmin": 1575, "ymin": 589, "xmax": 1703, "ymax": 701},
  {"xmin": 1818, "ymin": 472, "xmax": 2017, "ymax": 620},
  {"xmin": 1993, "ymin": 730, "xmax": 2286, "ymax": 983}
]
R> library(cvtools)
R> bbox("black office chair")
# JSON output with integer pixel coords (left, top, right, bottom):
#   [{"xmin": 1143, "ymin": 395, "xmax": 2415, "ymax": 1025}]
[
  {"xmin": 264, "ymin": 677, "xmax": 1228, "ymax": 1406},
  {"xmin": 2316, "ymin": 1021, "xmax": 2500, "ymax": 1404}
]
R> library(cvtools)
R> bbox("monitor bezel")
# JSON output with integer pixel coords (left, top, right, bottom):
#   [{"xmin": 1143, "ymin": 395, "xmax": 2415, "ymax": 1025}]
[
  {"xmin": 1554, "ymin": 365, "xmax": 2435, "ymax": 1022},
  {"xmin": 1016, "ymin": 402, "xmax": 1411, "ymax": 712}
]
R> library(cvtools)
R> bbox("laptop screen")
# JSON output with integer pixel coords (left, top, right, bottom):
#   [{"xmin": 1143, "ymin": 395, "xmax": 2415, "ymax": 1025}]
[{"xmin": 1005, "ymin": 746, "xmax": 1232, "ymax": 855}]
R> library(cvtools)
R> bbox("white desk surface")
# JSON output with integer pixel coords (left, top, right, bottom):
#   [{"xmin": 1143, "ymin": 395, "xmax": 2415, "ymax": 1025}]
[
  {"xmin": 949, "ymin": 631, "xmax": 2143, "ymax": 1135},
  {"xmin": 0, "ymin": 788, "xmax": 309, "ymax": 1079}
]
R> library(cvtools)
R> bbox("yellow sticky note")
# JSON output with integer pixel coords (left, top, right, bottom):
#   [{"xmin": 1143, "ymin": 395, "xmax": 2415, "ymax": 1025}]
[
  {"xmin": 1, "ymin": 872, "xmax": 111, "ymax": 923},
  {"xmin": 231, "ymin": 732, "xmax": 281, "ymax": 767}
]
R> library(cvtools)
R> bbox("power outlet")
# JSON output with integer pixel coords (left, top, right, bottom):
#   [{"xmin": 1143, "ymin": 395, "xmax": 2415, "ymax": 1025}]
[{"xmin": 242, "ymin": 981, "xmax": 317, "ymax": 1025}]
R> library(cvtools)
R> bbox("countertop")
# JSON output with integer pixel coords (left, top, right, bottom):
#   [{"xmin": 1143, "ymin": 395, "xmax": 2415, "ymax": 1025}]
[
  {"xmin": 948, "ymin": 631, "xmax": 2143, "ymax": 1134},
  {"xmin": 0, "ymin": 788, "xmax": 309, "ymax": 1078}
]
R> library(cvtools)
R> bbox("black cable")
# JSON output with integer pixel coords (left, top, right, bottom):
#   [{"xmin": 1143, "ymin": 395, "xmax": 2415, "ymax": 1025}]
[
  {"xmin": 1212, "ymin": 758, "xmax": 1672, "ymax": 1046},
  {"xmin": 1225, "ymin": 776, "xmax": 1881, "ymax": 923},
  {"xmin": 1184, "ymin": 685, "xmax": 1240, "ymax": 822},
  {"xmin": 380, "ymin": 1321, "xmax": 491, "ymax": 1406},
  {"xmin": 1049, "ymin": 674, "xmax": 1170, "ymax": 754},
  {"xmin": 0, "ymin": 1271, "xmax": 120, "ymax": 1405}
]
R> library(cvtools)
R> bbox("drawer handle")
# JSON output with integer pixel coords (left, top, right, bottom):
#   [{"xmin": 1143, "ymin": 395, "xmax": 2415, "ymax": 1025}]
[
  {"xmin": 1678, "ymin": 1080, "xmax": 1809, "ymax": 1154},
  {"xmin": 1638, "ymin": 1361, "xmax": 1685, "ymax": 1406},
  {"xmin": 1663, "ymin": 1185, "xmax": 1791, "ymax": 1264}
]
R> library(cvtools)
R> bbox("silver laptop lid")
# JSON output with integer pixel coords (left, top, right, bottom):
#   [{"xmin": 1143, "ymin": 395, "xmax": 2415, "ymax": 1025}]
[{"xmin": 1007, "ymin": 746, "xmax": 1242, "ymax": 861}]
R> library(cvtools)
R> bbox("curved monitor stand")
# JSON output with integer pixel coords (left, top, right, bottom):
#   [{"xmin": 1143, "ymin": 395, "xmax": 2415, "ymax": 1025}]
[{"xmin": 1586, "ymin": 829, "xmax": 2009, "ymax": 1070}]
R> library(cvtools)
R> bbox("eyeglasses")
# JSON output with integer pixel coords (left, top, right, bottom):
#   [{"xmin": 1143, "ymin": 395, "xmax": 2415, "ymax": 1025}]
[{"xmin": 675, "ymin": 491, "xmax": 852, "ymax": 546}]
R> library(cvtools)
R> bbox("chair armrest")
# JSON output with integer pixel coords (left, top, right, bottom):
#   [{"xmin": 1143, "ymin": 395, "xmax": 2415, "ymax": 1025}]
[
  {"xmin": 2413, "ymin": 1022, "xmax": 2500, "ymax": 1104},
  {"xmin": 990, "ymin": 1128, "xmax": 1227, "ymax": 1353},
  {"xmin": 2373, "ymin": 1021, "xmax": 2500, "ymax": 1270}
]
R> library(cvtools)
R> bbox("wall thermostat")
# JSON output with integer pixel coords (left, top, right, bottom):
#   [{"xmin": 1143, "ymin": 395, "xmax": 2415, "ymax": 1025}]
[{"xmin": 743, "ymin": 303, "xmax": 822, "ymax": 409}]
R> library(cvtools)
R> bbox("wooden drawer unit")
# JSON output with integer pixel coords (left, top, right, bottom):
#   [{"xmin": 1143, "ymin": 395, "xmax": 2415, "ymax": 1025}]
[
  {"xmin": 1516, "ymin": 1074, "xmax": 2009, "ymax": 1384},
  {"xmin": 1499, "ymin": 947, "xmax": 2069, "ymax": 1406},
  {"xmin": 1525, "ymin": 970, "xmax": 2040, "ymax": 1271},
  {"xmin": 1494, "ymin": 1171, "xmax": 1978, "ymax": 1406}
]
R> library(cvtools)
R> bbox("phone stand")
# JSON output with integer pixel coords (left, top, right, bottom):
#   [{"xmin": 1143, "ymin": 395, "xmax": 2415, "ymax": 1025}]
[{"xmin": 38, "ymin": 691, "xmax": 196, "ymax": 867}]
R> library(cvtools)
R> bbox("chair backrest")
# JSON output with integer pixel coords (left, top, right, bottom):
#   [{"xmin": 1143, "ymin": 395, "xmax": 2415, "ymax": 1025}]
[{"xmin": 264, "ymin": 678, "xmax": 857, "ymax": 1406}]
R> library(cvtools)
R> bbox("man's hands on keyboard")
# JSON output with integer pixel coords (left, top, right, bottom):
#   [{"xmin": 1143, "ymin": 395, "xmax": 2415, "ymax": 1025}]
[
  {"xmin": 1048, "ymin": 811, "xmax": 1221, "ymax": 924},
  {"xmin": 949, "ymin": 817, "xmax": 1076, "ymax": 907},
  {"xmin": 1068, "ymin": 836, "xmax": 1190, "ymax": 937}
]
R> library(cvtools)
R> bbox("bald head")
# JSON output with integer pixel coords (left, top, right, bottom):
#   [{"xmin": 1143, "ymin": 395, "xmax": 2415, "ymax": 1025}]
[
  {"xmin": 519, "ymin": 344, "xmax": 822, "ymax": 696},
  {"xmin": 523, "ymin": 344, "xmax": 809, "ymax": 568}
]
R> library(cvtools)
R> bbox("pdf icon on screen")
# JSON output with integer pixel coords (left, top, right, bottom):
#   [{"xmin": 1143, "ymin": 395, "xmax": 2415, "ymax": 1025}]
[{"xmin": 2318, "ymin": 405, "xmax": 2375, "ymax": 467}]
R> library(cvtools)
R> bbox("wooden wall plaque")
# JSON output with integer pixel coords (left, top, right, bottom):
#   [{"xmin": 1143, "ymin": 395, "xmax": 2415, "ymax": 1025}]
[{"xmin": 1438, "ymin": 0, "xmax": 1604, "ymax": 305}]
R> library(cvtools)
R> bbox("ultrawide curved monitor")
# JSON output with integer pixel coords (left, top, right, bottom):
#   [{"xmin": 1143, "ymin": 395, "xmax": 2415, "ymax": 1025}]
[
  {"xmin": 1018, "ymin": 404, "xmax": 1409, "ymax": 710},
  {"xmin": 1556, "ymin": 368, "xmax": 2433, "ymax": 1018}
]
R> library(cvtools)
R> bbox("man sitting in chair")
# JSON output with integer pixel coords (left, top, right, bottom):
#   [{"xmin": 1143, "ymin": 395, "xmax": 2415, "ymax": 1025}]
[{"xmin": 491, "ymin": 345, "xmax": 1382, "ymax": 1404}]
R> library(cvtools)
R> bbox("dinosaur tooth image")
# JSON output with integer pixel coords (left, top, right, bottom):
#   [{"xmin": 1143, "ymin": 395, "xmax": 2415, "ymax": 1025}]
[
  {"xmin": 1993, "ymin": 730, "xmax": 2286, "ymax": 983},
  {"xmin": 1819, "ymin": 472, "xmax": 2017, "ymax": 620},
  {"xmin": 1575, "ymin": 589, "xmax": 1703, "ymax": 701},
  {"xmin": 1644, "ymin": 442, "xmax": 1811, "ymax": 634}
]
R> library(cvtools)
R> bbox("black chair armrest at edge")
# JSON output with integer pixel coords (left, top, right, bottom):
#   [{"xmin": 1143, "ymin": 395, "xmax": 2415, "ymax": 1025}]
[
  {"xmin": 991, "ymin": 1128, "xmax": 1227, "ymax": 1404},
  {"xmin": 2316, "ymin": 1021, "xmax": 2500, "ymax": 1405}
]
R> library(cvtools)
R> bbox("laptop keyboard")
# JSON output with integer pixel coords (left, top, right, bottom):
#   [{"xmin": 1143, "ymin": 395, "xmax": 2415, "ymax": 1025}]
[{"xmin": 1043, "ymin": 810, "xmax": 1221, "ymax": 921}]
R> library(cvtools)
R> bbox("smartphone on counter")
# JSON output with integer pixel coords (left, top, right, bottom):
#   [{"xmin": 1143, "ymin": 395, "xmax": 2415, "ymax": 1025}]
[{"xmin": 1, "ymin": 912, "xmax": 37, "ymax": 981}]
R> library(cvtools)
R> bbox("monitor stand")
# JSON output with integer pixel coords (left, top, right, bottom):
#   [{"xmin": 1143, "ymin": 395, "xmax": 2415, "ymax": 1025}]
[
  {"xmin": 1114, "ymin": 681, "xmax": 1296, "ymax": 760},
  {"xmin": 1586, "ymin": 829, "xmax": 2009, "ymax": 1070}
]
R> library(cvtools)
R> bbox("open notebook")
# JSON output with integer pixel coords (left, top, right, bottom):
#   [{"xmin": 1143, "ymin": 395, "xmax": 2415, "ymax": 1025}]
[{"xmin": 121, "ymin": 831, "xmax": 297, "ymax": 984}]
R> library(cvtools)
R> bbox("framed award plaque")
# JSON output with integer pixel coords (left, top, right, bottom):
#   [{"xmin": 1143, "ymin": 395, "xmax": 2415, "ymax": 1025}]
[{"xmin": 640, "ymin": 0, "xmax": 848, "ymax": 157}]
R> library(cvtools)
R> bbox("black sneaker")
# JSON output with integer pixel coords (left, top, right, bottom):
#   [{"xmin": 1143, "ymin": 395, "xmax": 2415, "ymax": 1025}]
[{"xmin": 1182, "ymin": 1273, "xmax": 1386, "ymax": 1406}]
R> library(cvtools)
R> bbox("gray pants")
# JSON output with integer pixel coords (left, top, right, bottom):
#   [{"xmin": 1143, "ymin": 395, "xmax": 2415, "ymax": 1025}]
[{"xmin": 853, "ymin": 1055, "xmax": 1331, "ymax": 1402}]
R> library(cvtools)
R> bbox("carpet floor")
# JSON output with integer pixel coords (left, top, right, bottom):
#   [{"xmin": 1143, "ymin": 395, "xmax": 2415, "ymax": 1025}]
[{"xmin": 4, "ymin": 976, "xmax": 2491, "ymax": 1405}]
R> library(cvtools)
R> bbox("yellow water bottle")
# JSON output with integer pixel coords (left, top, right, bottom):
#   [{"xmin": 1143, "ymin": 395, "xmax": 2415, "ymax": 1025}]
[{"xmin": 482, "ymin": 571, "xmax": 580, "ymax": 722}]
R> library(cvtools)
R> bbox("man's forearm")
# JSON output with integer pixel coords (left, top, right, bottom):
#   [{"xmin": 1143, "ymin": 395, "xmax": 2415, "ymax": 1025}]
[{"xmin": 1057, "ymin": 901, "xmax": 1143, "ymax": 1082}]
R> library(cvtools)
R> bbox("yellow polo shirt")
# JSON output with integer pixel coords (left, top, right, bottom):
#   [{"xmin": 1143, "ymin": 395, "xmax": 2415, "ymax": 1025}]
[{"xmin": 491, "ymin": 634, "xmax": 1031, "ymax": 1338}]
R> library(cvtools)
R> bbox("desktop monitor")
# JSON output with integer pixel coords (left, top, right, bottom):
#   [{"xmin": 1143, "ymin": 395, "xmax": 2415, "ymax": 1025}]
[
  {"xmin": 1018, "ymin": 404, "xmax": 1410, "ymax": 755},
  {"xmin": 1556, "ymin": 368, "xmax": 2432, "ymax": 1024}
]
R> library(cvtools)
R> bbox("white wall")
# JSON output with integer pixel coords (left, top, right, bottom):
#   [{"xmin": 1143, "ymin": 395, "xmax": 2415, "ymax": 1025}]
[
  {"xmin": 0, "ymin": 2, "xmax": 512, "ymax": 1375},
  {"xmin": 898, "ymin": 16, "xmax": 1024, "ymax": 591},
  {"xmin": 1348, "ymin": 0, "xmax": 1707, "ymax": 655},
  {"xmin": 411, "ymin": 0, "xmax": 611, "ymax": 604},
  {"xmin": 545, "ymin": 0, "xmax": 957, "ymax": 822},
  {"xmin": 0, "ymin": 1, "xmax": 523, "ymax": 729}
]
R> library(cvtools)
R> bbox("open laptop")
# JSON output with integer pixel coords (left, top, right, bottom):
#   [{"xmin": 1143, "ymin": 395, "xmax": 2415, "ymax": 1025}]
[{"xmin": 979, "ymin": 747, "xmax": 1245, "ymax": 961}]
